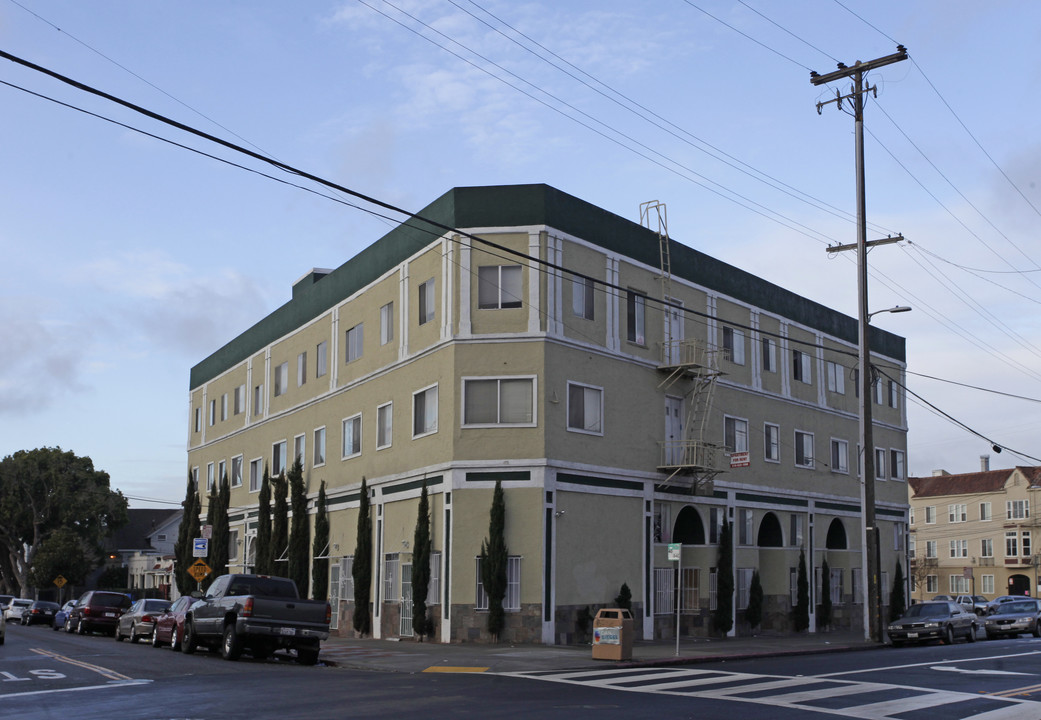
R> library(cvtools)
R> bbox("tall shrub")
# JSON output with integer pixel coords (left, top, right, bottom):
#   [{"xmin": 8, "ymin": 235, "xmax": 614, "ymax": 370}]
[
  {"xmin": 712, "ymin": 519, "xmax": 734, "ymax": 635},
  {"xmin": 820, "ymin": 558, "xmax": 832, "ymax": 629},
  {"xmin": 747, "ymin": 570, "xmax": 763, "ymax": 631},
  {"xmin": 174, "ymin": 472, "xmax": 200, "ymax": 596},
  {"xmin": 208, "ymin": 474, "xmax": 230, "ymax": 581},
  {"xmin": 352, "ymin": 477, "xmax": 372, "ymax": 636},
  {"xmin": 479, "ymin": 481, "xmax": 508, "ymax": 641},
  {"xmin": 411, "ymin": 481, "xmax": 431, "ymax": 639},
  {"xmin": 288, "ymin": 459, "xmax": 310, "ymax": 597},
  {"xmin": 270, "ymin": 473, "xmax": 289, "ymax": 575},
  {"xmin": 889, "ymin": 560, "xmax": 907, "ymax": 622},
  {"xmin": 793, "ymin": 549, "xmax": 810, "ymax": 631},
  {"xmin": 312, "ymin": 481, "xmax": 329, "ymax": 601},
  {"xmin": 254, "ymin": 466, "xmax": 272, "ymax": 575}
]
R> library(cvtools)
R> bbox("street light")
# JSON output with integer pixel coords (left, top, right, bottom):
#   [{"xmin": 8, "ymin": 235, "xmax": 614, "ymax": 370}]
[{"xmin": 860, "ymin": 304, "xmax": 910, "ymax": 643}]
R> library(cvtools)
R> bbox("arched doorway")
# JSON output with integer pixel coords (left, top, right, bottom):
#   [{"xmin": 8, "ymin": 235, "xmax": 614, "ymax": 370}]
[
  {"xmin": 673, "ymin": 506, "xmax": 705, "ymax": 545},
  {"xmin": 1008, "ymin": 574, "xmax": 1031, "ymax": 596},
  {"xmin": 757, "ymin": 512, "xmax": 783, "ymax": 547},
  {"xmin": 825, "ymin": 519, "xmax": 848, "ymax": 550}
]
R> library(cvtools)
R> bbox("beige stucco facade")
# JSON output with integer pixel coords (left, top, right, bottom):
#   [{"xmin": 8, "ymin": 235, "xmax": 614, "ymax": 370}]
[{"xmin": 187, "ymin": 185, "xmax": 908, "ymax": 643}]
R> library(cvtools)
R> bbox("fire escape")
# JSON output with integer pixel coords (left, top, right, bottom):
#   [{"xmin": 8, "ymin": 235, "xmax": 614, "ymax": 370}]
[{"xmin": 641, "ymin": 201, "xmax": 726, "ymax": 495}]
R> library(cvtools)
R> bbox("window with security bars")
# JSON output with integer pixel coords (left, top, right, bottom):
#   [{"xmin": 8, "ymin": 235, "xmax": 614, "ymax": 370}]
[
  {"xmin": 737, "ymin": 568, "xmax": 753, "ymax": 609},
  {"xmin": 654, "ymin": 567, "xmax": 674, "ymax": 615},
  {"xmin": 681, "ymin": 568, "xmax": 699, "ymax": 613},
  {"xmin": 384, "ymin": 553, "xmax": 399, "ymax": 603},
  {"xmin": 709, "ymin": 569, "xmax": 718, "ymax": 611},
  {"xmin": 340, "ymin": 556, "xmax": 354, "ymax": 601},
  {"xmin": 475, "ymin": 556, "xmax": 521, "ymax": 611},
  {"xmin": 830, "ymin": 568, "xmax": 843, "ymax": 605}
]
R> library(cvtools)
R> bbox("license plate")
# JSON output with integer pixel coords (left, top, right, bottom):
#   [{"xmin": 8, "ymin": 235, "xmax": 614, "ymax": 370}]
[
  {"xmin": 104, "ymin": 612, "xmax": 116, "ymax": 617},
  {"xmin": 280, "ymin": 627, "xmax": 296, "ymax": 636},
  {"xmin": 907, "ymin": 632, "xmax": 918, "ymax": 639}
]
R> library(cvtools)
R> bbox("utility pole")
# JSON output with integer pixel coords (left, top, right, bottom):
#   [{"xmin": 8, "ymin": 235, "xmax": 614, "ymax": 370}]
[{"xmin": 811, "ymin": 46, "xmax": 908, "ymax": 644}]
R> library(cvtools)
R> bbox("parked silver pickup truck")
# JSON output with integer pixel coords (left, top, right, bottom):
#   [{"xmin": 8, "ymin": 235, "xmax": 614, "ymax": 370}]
[{"xmin": 182, "ymin": 574, "xmax": 330, "ymax": 664}]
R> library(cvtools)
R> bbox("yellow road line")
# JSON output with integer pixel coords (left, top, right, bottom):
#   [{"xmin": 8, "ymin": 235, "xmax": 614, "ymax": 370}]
[
  {"xmin": 423, "ymin": 666, "xmax": 489, "ymax": 673},
  {"xmin": 30, "ymin": 648, "xmax": 133, "ymax": 682}
]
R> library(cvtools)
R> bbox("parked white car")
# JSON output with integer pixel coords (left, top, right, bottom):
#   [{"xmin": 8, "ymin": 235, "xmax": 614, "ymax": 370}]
[{"xmin": 4, "ymin": 599, "xmax": 32, "ymax": 623}]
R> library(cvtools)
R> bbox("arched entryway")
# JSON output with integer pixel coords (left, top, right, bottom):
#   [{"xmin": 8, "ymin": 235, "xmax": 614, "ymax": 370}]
[
  {"xmin": 673, "ymin": 506, "xmax": 705, "ymax": 545},
  {"xmin": 757, "ymin": 512, "xmax": 783, "ymax": 547},
  {"xmin": 825, "ymin": 519, "xmax": 848, "ymax": 550},
  {"xmin": 1008, "ymin": 574, "xmax": 1031, "ymax": 596}
]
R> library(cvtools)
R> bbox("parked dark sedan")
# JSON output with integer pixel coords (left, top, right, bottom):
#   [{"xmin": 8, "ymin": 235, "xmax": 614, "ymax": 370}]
[
  {"xmin": 115, "ymin": 598, "xmax": 171, "ymax": 643},
  {"xmin": 21, "ymin": 601, "xmax": 60, "ymax": 626},
  {"xmin": 887, "ymin": 601, "xmax": 977, "ymax": 646},
  {"xmin": 983, "ymin": 598, "xmax": 1041, "ymax": 639},
  {"xmin": 66, "ymin": 590, "xmax": 132, "ymax": 635},
  {"xmin": 150, "ymin": 595, "xmax": 197, "ymax": 650}
]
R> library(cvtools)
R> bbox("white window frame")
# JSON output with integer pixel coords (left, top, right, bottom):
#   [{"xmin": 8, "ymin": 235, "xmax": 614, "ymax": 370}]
[
  {"xmin": 272, "ymin": 440, "xmax": 287, "ymax": 477},
  {"xmin": 724, "ymin": 415, "xmax": 749, "ymax": 454},
  {"xmin": 234, "ymin": 384, "xmax": 245, "ymax": 415},
  {"xmin": 418, "ymin": 278, "xmax": 435, "ymax": 325},
  {"xmin": 383, "ymin": 553, "xmax": 399, "ymax": 603},
  {"xmin": 342, "ymin": 414, "xmax": 362, "ymax": 458},
  {"xmin": 888, "ymin": 379, "xmax": 899, "ymax": 409},
  {"xmin": 980, "ymin": 502, "xmax": 992, "ymax": 522},
  {"xmin": 294, "ymin": 434, "xmax": 306, "ymax": 466},
  {"xmin": 231, "ymin": 455, "xmax": 243, "ymax": 488},
  {"xmin": 316, "ymin": 341, "xmax": 328, "ymax": 378},
  {"xmin": 793, "ymin": 350, "xmax": 811, "ymax": 384},
  {"xmin": 346, "ymin": 323, "xmax": 364, "ymax": 363},
  {"xmin": 890, "ymin": 449, "xmax": 905, "ymax": 481},
  {"xmin": 739, "ymin": 509, "xmax": 754, "ymax": 546},
  {"xmin": 949, "ymin": 539, "xmax": 968, "ymax": 558},
  {"xmin": 208, "ymin": 399, "xmax": 216, "ymax": 426},
  {"xmin": 427, "ymin": 551, "xmax": 442, "ymax": 605},
  {"xmin": 794, "ymin": 430, "xmax": 814, "ymax": 468},
  {"xmin": 380, "ymin": 301, "xmax": 394, "ymax": 346},
  {"xmin": 228, "ymin": 529, "xmax": 239, "ymax": 563},
  {"xmin": 218, "ymin": 460, "xmax": 226, "ymax": 487},
  {"xmin": 981, "ymin": 538, "xmax": 993, "ymax": 558},
  {"xmin": 249, "ymin": 458, "xmax": 263, "ymax": 493},
  {"xmin": 478, "ymin": 264, "xmax": 523, "ymax": 309},
  {"xmin": 221, "ymin": 393, "xmax": 228, "ymax": 421},
  {"xmin": 297, "ymin": 352, "xmax": 307, "ymax": 387},
  {"xmin": 376, "ymin": 402, "xmax": 393, "ymax": 450},
  {"xmin": 567, "ymin": 381, "xmax": 603, "ymax": 435},
  {"xmin": 926, "ymin": 540, "xmax": 937, "ymax": 559},
  {"xmin": 206, "ymin": 463, "xmax": 215, "ymax": 492},
  {"xmin": 1006, "ymin": 531, "xmax": 1019, "ymax": 557},
  {"xmin": 826, "ymin": 361, "xmax": 845, "ymax": 394},
  {"xmin": 737, "ymin": 568, "xmax": 753, "ymax": 609},
  {"xmin": 313, "ymin": 426, "xmax": 326, "ymax": 467},
  {"xmin": 789, "ymin": 514, "xmax": 804, "ymax": 547},
  {"xmin": 926, "ymin": 575, "xmax": 938, "ymax": 594},
  {"xmin": 761, "ymin": 337, "xmax": 776, "ymax": 373},
  {"xmin": 764, "ymin": 423, "xmax": 780, "ymax": 463},
  {"xmin": 874, "ymin": 448, "xmax": 886, "ymax": 480},
  {"xmin": 1008, "ymin": 500, "xmax": 1030, "ymax": 520},
  {"xmin": 274, "ymin": 361, "xmax": 289, "ymax": 397},
  {"xmin": 572, "ymin": 275, "xmax": 594, "ymax": 320},
  {"xmin": 982, "ymin": 575, "xmax": 995, "ymax": 594},
  {"xmin": 194, "ymin": 407, "xmax": 202, "ymax": 433},
  {"xmin": 722, "ymin": 326, "xmax": 745, "ymax": 365},
  {"xmin": 462, "ymin": 376, "xmax": 537, "ymax": 427},
  {"xmin": 253, "ymin": 384, "xmax": 263, "ymax": 417},
  {"xmin": 475, "ymin": 556, "xmax": 521, "ymax": 612},
  {"xmin": 626, "ymin": 290, "xmax": 646, "ymax": 346},
  {"xmin": 925, "ymin": 506, "xmax": 936, "ymax": 524},
  {"xmin": 412, "ymin": 384, "xmax": 439, "ymax": 438},
  {"xmin": 948, "ymin": 504, "xmax": 967, "ymax": 524},
  {"xmin": 831, "ymin": 438, "xmax": 849, "ymax": 474}
]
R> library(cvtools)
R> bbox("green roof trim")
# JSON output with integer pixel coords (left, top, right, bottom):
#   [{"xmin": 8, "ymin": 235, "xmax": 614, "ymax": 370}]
[
  {"xmin": 466, "ymin": 471, "xmax": 531, "ymax": 483},
  {"xmin": 191, "ymin": 184, "xmax": 905, "ymax": 388}
]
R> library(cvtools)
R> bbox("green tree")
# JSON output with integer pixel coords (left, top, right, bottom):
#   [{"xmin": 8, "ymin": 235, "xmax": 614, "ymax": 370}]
[
  {"xmin": 312, "ymin": 481, "xmax": 329, "ymax": 601},
  {"xmin": 174, "ymin": 472, "xmax": 201, "ymax": 596},
  {"xmin": 28, "ymin": 527, "xmax": 91, "ymax": 591},
  {"xmin": 794, "ymin": 549, "xmax": 810, "ymax": 632},
  {"xmin": 746, "ymin": 570, "xmax": 764, "ymax": 631},
  {"xmin": 270, "ymin": 472, "xmax": 289, "ymax": 576},
  {"xmin": 479, "ymin": 480, "xmax": 509, "ymax": 641},
  {"xmin": 614, "ymin": 582, "xmax": 633, "ymax": 612},
  {"xmin": 820, "ymin": 558, "xmax": 832, "ymax": 629},
  {"xmin": 411, "ymin": 481, "xmax": 431, "ymax": 640},
  {"xmin": 254, "ymin": 465, "xmax": 272, "ymax": 575},
  {"xmin": 0, "ymin": 447, "xmax": 127, "ymax": 597},
  {"xmin": 205, "ymin": 474, "xmax": 230, "ymax": 588},
  {"xmin": 352, "ymin": 477, "xmax": 372, "ymax": 636},
  {"xmin": 712, "ymin": 519, "xmax": 734, "ymax": 636},
  {"xmin": 288, "ymin": 459, "xmax": 310, "ymax": 597},
  {"xmin": 889, "ymin": 560, "xmax": 907, "ymax": 622}
]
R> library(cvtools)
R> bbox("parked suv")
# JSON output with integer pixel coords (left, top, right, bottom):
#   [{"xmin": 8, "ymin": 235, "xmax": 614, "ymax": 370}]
[
  {"xmin": 66, "ymin": 591, "xmax": 132, "ymax": 636},
  {"xmin": 955, "ymin": 595, "xmax": 989, "ymax": 616}
]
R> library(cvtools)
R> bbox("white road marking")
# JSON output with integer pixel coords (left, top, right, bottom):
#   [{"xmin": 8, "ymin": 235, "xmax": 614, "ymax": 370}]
[
  {"xmin": 0, "ymin": 679, "xmax": 152, "ymax": 700},
  {"xmin": 930, "ymin": 666, "xmax": 1034, "ymax": 676}
]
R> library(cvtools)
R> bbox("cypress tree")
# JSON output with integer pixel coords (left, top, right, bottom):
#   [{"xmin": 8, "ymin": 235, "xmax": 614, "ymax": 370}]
[
  {"xmin": 270, "ymin": 472, "xmax": 289, "ymax": 576},
  {"xmin": 480, "ymin": 480, "xmax": 508, "ymax": 641},
  {"xmin": 312, "ymin": 481, "xmax": 329, "ymax": 601},
  {"xmin": 747, "ymin": 570, "xmax": 764, "ymax": 631},
  {"xmin": 288, "ymin": 458, "xmax": 310, "ymax": 597},
  {"xmin": 712, "ymin": 519, "xmax": 734, "ymax": 635},
  {"xmin": 174, "ymin": 472, "xmax": 200, "ymax": 596},
  {"xmin": 889, "ymin": 560, "xmax": 907, "ymax": 622},
  {"xmin": 201, "ymin": 480, "xmax": 219, "ymax": 591},
  {"xmin": 411, "ymin": 481, "xmax": 431, "ymax": 640},
  {"xmin": 794, "ymin": 549, "xmax": 810, "ymax": 631},
  {"xmin": 820, "ymin": 558, "xmax": 832, "ymax": 629},
  {"xmin": 208, "ymin": 474, "xmax": 230, "ymax": 581},
  {"xmin": 254, "ymin": 465, "xmax": 272, "ymax": 575},
  {"xmin": 352, "ymin": 477, "xmax": 372, "ymax": 636}
]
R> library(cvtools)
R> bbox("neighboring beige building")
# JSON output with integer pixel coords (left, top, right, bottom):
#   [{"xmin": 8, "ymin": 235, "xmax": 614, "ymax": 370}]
[
  {"xmin": 186, "ymin": 184, "xmax": 908, "ymax": 644},
  {"xmin": 909, "ymin": 459, "xmax": 1041, "ymax": 603}
]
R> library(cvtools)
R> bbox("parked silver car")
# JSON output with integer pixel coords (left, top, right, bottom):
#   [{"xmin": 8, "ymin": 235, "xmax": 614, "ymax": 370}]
[
  {"xmin": 983, "ymin": 598, "xmax": 1041, "ymax": 639},
  {"xmin": 887, "ymin": 601, "xmax": 978, "ymax": 646}
]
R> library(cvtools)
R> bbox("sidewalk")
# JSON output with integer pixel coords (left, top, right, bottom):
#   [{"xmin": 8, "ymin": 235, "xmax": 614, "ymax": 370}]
[{"xmin": 318, "ymin": 630, "xmax": 879, "ymax": 674}]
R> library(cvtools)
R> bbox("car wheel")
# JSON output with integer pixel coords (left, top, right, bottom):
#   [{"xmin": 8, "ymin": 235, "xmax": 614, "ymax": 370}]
[
  {"xmin": 967, "ymin": 624, "xmax": 977, "ymax": 642},
  {"xmin": 129, "ymin": 623, "xmax": 140, "ymax": 643},
  {"xmin": 171, "ymin": 625, "xmax": 181, "ymax": 651},
  {"xmin": 77, "ymin": 619, "xmax": 88, "ymax": 635},
  {"xmin": 944, "ymin": 625, "xmax": 955, "ymax": 645},
  {"xmin": 115, "ymin": 624, "xmax": 124, "ymax": 641},
  {"xmin": 221, "ymin": 624, "xmax": 242, "ymax": 661},
  {"xmin": 296, "ymin": 646, "xmax": 319, "ymax": 666},
  {"xmin": 181, "ymin": 621, "xmax": 198, "ymax": 654},
  {"xmin": 64, "ymin": 617, "xmax": 73, "ymax": 633},
  {"xmin": 1033, "ymin": 622, "xmax": 1041, "ymax": 639},
  {"xmin": 151, "ymin": 626, "xmax": 162, "ymax": 648}
]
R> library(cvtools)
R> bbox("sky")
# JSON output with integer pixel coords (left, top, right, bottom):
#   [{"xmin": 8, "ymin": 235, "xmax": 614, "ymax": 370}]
[{"xmin": 1, "ymin": 0, "xmax": 1040, "ymax": 509}]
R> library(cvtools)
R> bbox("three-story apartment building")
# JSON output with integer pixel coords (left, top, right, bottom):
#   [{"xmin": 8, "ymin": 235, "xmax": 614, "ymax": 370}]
[{"xmin": 187, "ymin": 184, "xmax": 908, "ymax": 643}]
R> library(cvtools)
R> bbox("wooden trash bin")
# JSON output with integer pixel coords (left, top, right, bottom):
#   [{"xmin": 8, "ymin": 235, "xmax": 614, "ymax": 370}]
[{"xmin": 592, "ymin": 608, "xmax": 634, "ymax": 661}]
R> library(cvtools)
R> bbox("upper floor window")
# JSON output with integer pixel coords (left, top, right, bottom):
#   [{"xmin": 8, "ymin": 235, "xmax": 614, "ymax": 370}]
[
  {"xmin": 316, "ymin": 341, "xmax": 328, "ymax": 378},
  {"xmin": 463, "ymin": 377, "xmax": 535, "ymax": 426},
  {"xmin": 572, "ymin": 276, "xmax": 594, "ymax": 320},
  {"xmin": 794, "ymin": 430, "xmax": 813, "ymax": 468},
  {"xmin": 762, "ymin": 337, "xmax": 776, "ymax": 373},
  {"xmin": 313, "ymin": 427, "xmax": 327, "ymax": 467},
  {"xmin": 206, "ymin": 463, "xmax": 214, "ymax": 492},
  {"xmin": 980, "ymin": 502, "xmax": 992, "ymax": 521},
  {"xmin": 253, "ymin": 385, "xmax": 263, "ymax": 417},
  {"xmin": 626, "ymin": 290, "xmax": 646, "ymax": 345},
  {"xmin": 1008, "ymin": 499, "xmax": 1030, "ymax": 520},
  {"xmin": 890, "ymin": 449, "xmax": 905, "ymax": 481},
  {"xmin": 826, "ymin": 361, "xmax": 845, "ymax": 394},
  {"xmin": 831, "ymin": 439, "xmax": 849, "ymax": 474},
  {"xmin": 925, "ymin": 506, "xmax": 936, "ymax": 524},
  {"xmin": 722, "ymin": 327, "xmax": 745, "ymax": 365},
  {"xmin": 413, "ymin": 385, "xmax": 439, "ymax": 437},
  {"xmin": 294, "ymin": 434, "xmax": 305, "ymax": 465},
  {"xmin": 418, "ymin": 278, "xmax": 435, "ymax": 325},
  {"xmin": 208, "ymin": 399, "xmax": 216, "ymax": 426},
  {"xmin": 234, "ymin": 385, "xmax": 245, "ymax": 415},
  {"xmin": 764, "ymin": 423, "xmax": 780, "ymax": 462},
  {"xmin": 949, "ymin": 539, "xmax": 968, "ymax": 558},
  {"xmin": 220, "ymin": 393, "xmax": 228, "ymax": 421},
  {"xmin": 249, "ymin": 458, "xmax": 262, "ymax": 493},
  {"xmin": 274, "ymin": 361, "xmax": 289, "ymax": 396},
  {"xmin": 873, "ymin": 379, "xmax": 884, "ymax": 405},
  {"xmin": 888, "ymin": 379, "xmax": 899, "ymax": 408},
  {"xmin": 346, "ymin": 324, "xmax": 364, "ymax": 363},
  {"xmin": 478, "ymin": 265, "xmax": 522, "ymax": 309},
  {"xmin": 297, "ymin": 352, "xmax": 307, "ymax": 387},
  {"xmin": 272, "ymin": 440, "xmax": 287, "ymax": 477},
  {"xmin": 567, "ymin": 382, "xmax": 603, "ymax": 435},
  {"xmin": 194, "ymin": 407, "xmax": 201, "ymax": 433},
  {"xmin": 874, "ymin": 448, "xmax": 886, "ymax": 480},
  {"xmin": 948, "ymin": 503, "xmax": 967, "ymax": 523},
  {"xmin": 724, "ymin": 416, "xmax": 748, "ymax": 453},
  {"xmin": 377, "ymin": 403, "xmax": 393, "ymax": 449},
  {"xmin": 380, "ymin": 302, "xmax": 394, "ymax": 345},
  {"xmin": 792, "ymin": 350, "xmax": 811, "ymax": 384},
  {"xmin": 342, "ymin": 414, "xmax": 362, "ymax": 458},
  {"xmin": 231, "ymin": 455, "xmax": 243, "ymax": 487}
]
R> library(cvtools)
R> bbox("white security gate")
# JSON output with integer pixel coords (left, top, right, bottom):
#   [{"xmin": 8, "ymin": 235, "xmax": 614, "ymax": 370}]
[
  {"xmin": 329, "ymin": 562, "xmax": 340, "ymax": 631},
  {"xmin": 399, "ymin": 563, "xmax": 413, "ymax": 637}
]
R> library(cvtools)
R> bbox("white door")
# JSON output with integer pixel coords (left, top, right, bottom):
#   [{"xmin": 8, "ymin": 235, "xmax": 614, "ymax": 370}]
[
  {"xmin": 665, "ymin": 396, "xmax": 684, "ymax": 465},
  {"xmin": 399, "ymin": 563, "xmax": 413, "ymax": 637},
  {"xmin": 664, "ymin": 298, "xmax": 683, "ymax": 364}
]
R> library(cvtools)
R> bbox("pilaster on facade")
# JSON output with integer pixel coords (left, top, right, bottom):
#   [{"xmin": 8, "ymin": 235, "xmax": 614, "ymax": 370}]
[
  {"xmin": 750, "ymin": 311, "xmax": 762, "ymax": 391},
  {"xmin": 527, "ymin": 231, "xmax": 542, "ymax": 335},
  {"xmin": 457, "ymin": 240, "xmax": 472, "ymax": 339},
  {"xmin": 605, "ymin": 256, "xmax": 620, "ymax": 352},
  {"xmin": 779, "ymin": 323, "xmax": 791, "ymax": 398}
]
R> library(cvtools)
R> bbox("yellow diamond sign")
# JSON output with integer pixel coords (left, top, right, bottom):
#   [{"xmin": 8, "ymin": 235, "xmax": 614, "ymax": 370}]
[
  {"xmin": 188, "ymin": 559, "xmax": 211, "ymax": 582},
  {"xmin": 53, "ymin": 575, "xmax": 67, "ymax": 588}
]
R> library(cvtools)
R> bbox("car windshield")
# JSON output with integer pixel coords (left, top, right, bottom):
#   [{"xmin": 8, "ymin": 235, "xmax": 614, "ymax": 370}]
[
  {"xmin": 904, "ymin": 603, "xmax": 948, "ymax": 618},
  {"xmin": 143, "ymin": 600, "xmax": 170, "ymax": 612},
  {"xmin": 1002, "ymin": 602, "xmax": 1036, "ymax": 614}
]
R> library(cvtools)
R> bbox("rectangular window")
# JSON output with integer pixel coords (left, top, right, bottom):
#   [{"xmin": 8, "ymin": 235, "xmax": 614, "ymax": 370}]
[
  {"xmin": 383, "ymin": 553, "xmax": 399, "ymax": 603},
  {"xmin": 253, "ymin": 385, "xmax": 263, "ymax": 417},
  {"xmin": 346, "ymin": 324, "xmax": 363, "ymax": 363},
  {"xmin": 874, "ymin": 379, "xmax": 884, "ymax": 405},
  {"xmin": 218, "ymin": 460, "xmax": 226, "ymax": 487},
  {"xmin": 377, "ymin": 402, "xmax": 393, "ymax": 449},
  {"xmin": 709, "ymin": 569, "xmax": 718, "ymax": 611},
  {"xmin": 875, "ymin": 448, "xmax": 886, "ymax": 480},
  {"xmin": 413, "ymin": 385, "xmax": 438, "ymax": 437},
  {"xmin": 926, "ymin": 540, "xmax": 937, "ymax": 558},
  {"xmin": 418, "ymin": 278, "xmax": 435, "ymax": 325},
  {"xmin": 709, "ymin": 507, "xmax": 724, "ymax": 544},
  {"xmin": 890, "ymin": 450, "xmax": 905, "ymax": 481},
  {"xmin": 764, "ymin": 423, "xmax": 780, "ymax": 462},
  {"xmin": 568, "ymin": 382, "xmax": 603, "ymax": 434},
  {"xmin": 980, "ymin": 502, "xmax": 992, "ymax": 521},
  {"xmin": 297, "ymin": 352, "xmax": 307, "ymax": 387},
  {"xmin": 722, "ymin": 327, "xmax": 745, "ymax": 365},
  {"xmin": 737, "ymin": 568, "xmax": 753, "ymax": 610},
  {"xmin": 342, "ymin": 415, "xmax": 361, "ymax": 457},
  {"xmin": 925, "ymin": 506, "xmax": 936, "ymax": 524},
  {"xmin": 762, "ymin": 337, "xmax": 776, "ymax": 373},
  {"xmin": 463, "ymin": 377, "xmax": 535, "ymax": 426},
  {"xmin": 948, "ymin": 504, "xmax": 967, "ymax": 523},
  {"xmin": 313, "ymin": 427, "xmax": 326, "ymax": 467},
  {"xmin": 1023, "ymin": 531, "xmax": 1031, "ymax": 557},
  {"xmin": 789, "ymin": 514, "xmax": 804, "ymax": 547},
  {"xmin": 893, "ymin": 524, "xmax": 904, "ymax": 552},
  {"xmin": 194, "ymin": 407, "xmax": 201, "ymax": 433},
  {"xmin": 909, "ymin": 534, "xmax": 916, "ymax": 555},
  {"xmin": 206, "ymin": 463, "xmax": 215, "ymax": 492},
  {"xmin": 231, "ymin": 455, "xmax": 243, "ymax": 487},
  {"xmin": 739, "ymin": 509, "xmax": 753, "ymax": 546},
  {"xmin": 795, "ymin": 430, "xmax": 814, "ymax": 468},
  {"xmin": 792, "ymin": 350, "xmax": 811, "ymax": 384},
  {"xmin": 826, "ymin": 361, "xmax": 845, "ymax": 394},
  {"xmin": 341, "ymin": 556, "xmax": 355, "ymax": 602},
  {"xmin": 274, "ymin": 361, "xmax": 289, "ymax": 397},
  {"xmin": 220, "ymin": 393, "xmax": 228, "ymax": 421},
  {"xmin": 294, "ymin": 434, "xmax": 305, "ymax": 465},
  {"xmin": 475, "ymin": 556, "xmax": 521, "ymax": 612},
  {"xmin": 948, "ymin": 575, "xmax": 970, "ymax": 594},
  {"xmin": 790, "ymin": 568, "xmax": 799, "ymax": 606},
  {"xmin": 249, "ymin": 458, "xmax": 262, "ymax": 493},
  {"xmin": 981, "ymin": 538, "xmax": 993, "ymax": 558},
  {"xmin": 1008, "ymin": 500, "xmax": 1030, "ymax": 520},
  {"xmin": 654, "ymin": 567, "xmax": 674, "ymax": 615},
  {"xmin": 889, "ymin": 380, "xmax": 899, "ymax": 409},
  {"xmin": 478, "ymin": 265, "xmax": 523, "ymax": 309},
  {"xmin": 949, "ymin": 539, "xmax": 968, "ymax": 558},
  {"xmin": 830, "ymin": 567, "xmax": 843, "ymax": 605},
  {"xmin": 272, "ymin": 440, "xmax": 287, "ymax": 477},
  {"xmin": 724, "ymin": 416, "xmax": 748, "ymax": 453},
  {"xmin": 626, "ymin": 290, "xmax": 646, "ymax": 345},
  {"xmin": 1006, "ymin": 531, "xmax": 1018, "ymax": 557},
  {"xmin": 316, "ymin": 341, "xmax": 328, "ymax": 378},
  {"xmin": 234, "ymin": 385, "xmax": 245, "ymax": 415},
  {"xmin": 380, "ymin": 302, "xmax": 394, "ymax": 345},
  {"xmin": 427, "ymin": 551, "xmax": 441, "ymax": 605},
  {"xmin": 572, "ymin": 276, "xmax": 594, "ymax": 320},
  {"xmin": 228, "ymin": 529, "xmax": 239, "ymax": 562},
  {"xmin": 208, "ymin": 399, "xmax": 216, "ymax": 426},
  {"xmin": 926, "ymin": 575, "xmax": 938, "ymax": 594},
  {"xmin": 831, "ymin": 439, "xmax": 849, "ymax": 474},
  {"xmin": 982, "ymin": 575, "xmax": 995, "ymax": 594}
]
